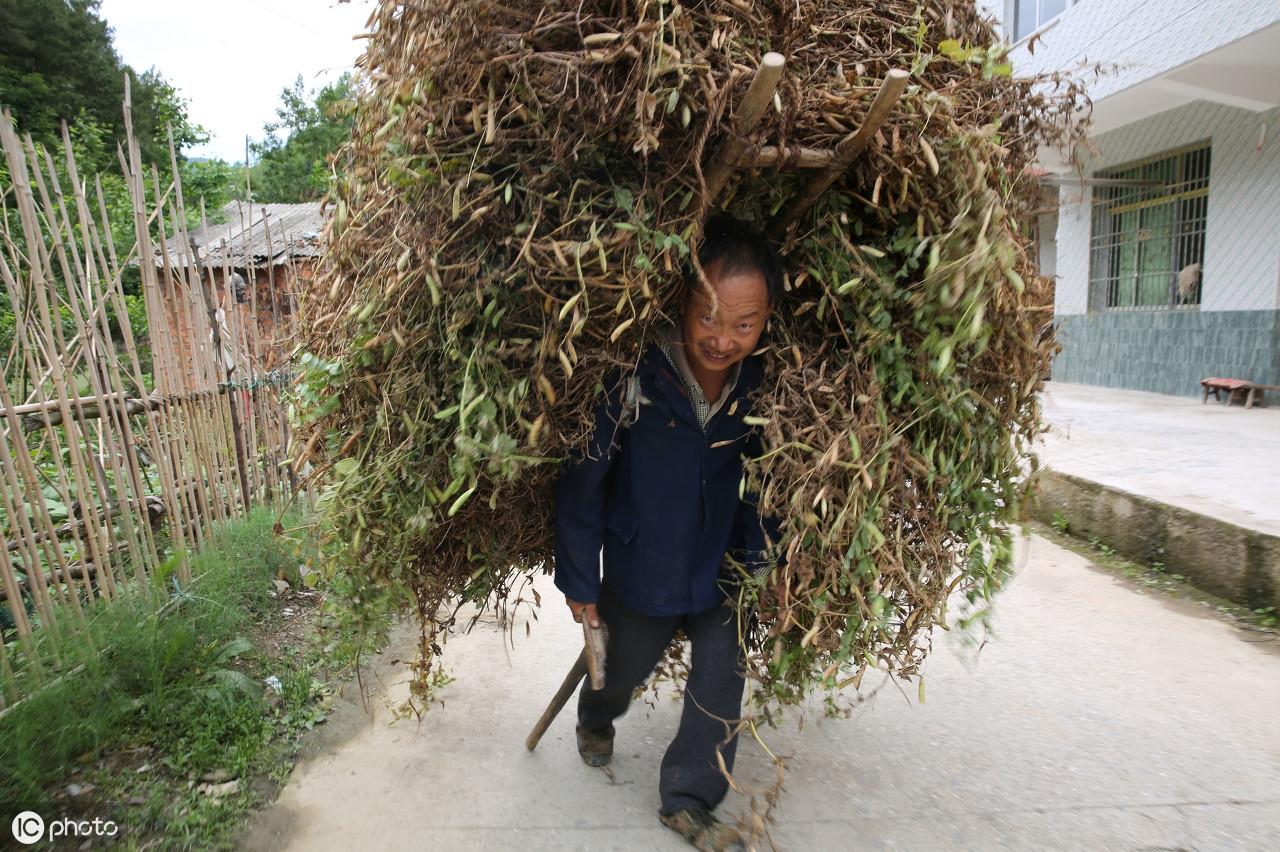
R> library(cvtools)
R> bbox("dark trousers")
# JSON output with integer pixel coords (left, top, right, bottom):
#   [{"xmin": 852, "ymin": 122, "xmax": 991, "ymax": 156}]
[{"xmin": 578, "ymin": 584, "xmax": 747, "ymax": 815}]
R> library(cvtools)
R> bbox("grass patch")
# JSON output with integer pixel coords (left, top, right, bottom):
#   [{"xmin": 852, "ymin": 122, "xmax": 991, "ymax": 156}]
[{"xmin": 0, "ymin": 506, "xmax": 375, "ymax": 849}]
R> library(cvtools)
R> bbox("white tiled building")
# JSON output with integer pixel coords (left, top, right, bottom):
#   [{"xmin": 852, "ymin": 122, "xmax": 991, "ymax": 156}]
[{"xmin": 979, "ymin": 0, "xmax": 1280, "ymax": 395}]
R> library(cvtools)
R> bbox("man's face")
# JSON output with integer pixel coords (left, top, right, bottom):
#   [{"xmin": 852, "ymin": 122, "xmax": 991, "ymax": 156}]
[{"xmin": 681, "ymin": 259, "xmax": 771, "ymax": 378}]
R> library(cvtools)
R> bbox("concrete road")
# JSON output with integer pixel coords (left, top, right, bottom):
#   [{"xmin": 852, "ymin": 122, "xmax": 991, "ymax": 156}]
[
  {"xmin": 246, "ymin": 535, "xmax": 1280, "ymax": 851},
  {"xmin": 1039, "ymin": 382, "xmax": 1280, "ymax": 536}
]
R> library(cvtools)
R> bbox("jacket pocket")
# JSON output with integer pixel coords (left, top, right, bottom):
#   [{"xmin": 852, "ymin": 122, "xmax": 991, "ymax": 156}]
[{"xmin": 605, "ymin": 506, "xmax": 639, "ymax": 544}]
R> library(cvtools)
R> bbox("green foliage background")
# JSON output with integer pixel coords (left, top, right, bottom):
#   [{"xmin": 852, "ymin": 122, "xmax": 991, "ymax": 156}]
[{"xmin": 246, "ymin": 73, "xmax": 355, "ymax": 203}]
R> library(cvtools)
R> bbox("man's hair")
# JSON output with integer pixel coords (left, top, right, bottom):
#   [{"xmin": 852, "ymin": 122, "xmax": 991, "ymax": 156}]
[{"xmin": 693, "ymin": 215, "xmax": 785, "ymax": 305}]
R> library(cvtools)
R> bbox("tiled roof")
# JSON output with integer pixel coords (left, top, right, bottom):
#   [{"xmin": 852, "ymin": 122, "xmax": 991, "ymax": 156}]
[{"xmin": 151, "ymin": 200, "xmax": 326, "ymax": 268}]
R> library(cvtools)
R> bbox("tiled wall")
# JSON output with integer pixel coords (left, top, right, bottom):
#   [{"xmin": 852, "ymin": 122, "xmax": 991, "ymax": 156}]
[
  {"xmin": 1047, "ymin": 99, "xmax": 1280, "ymax": 396},
  {"xmin": 1053, "ymin": 310, "xmax": 1280, "ymax": 396},
  {"xmin": 1007, "ymin": 0, "xmax": 1280, "ymax": 99}
]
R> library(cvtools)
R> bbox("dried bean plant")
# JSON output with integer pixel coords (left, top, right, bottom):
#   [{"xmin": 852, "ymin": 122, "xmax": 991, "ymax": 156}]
[{"xmin": 297, "ymin": 0, "xmax": 1088, "ymax": 715}]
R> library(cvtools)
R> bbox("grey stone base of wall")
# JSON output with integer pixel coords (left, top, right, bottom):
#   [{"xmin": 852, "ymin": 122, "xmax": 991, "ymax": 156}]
[
  {"xmin": 1052, "ymin": 309, "xmax": 1280, "ymax": 397},
  {"xmin": 1032, "ymin": 470, "xmax": 1280, "ymax": 611}
]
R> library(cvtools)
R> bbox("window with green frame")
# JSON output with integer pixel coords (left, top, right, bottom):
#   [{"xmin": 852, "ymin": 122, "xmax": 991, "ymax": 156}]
[{"xmin": 1088, "ymin": 144, "xmax": 1211, "ymax": 310}]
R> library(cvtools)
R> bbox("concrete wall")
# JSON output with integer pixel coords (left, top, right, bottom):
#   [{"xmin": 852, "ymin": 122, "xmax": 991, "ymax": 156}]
[
  {"xmin": 1033, "ymin": 471, "xmax": 1280, "ymax": 611},
  {"xmin": 1048, "ymin": 100, "xmax": 1280, "ymax": 395},
  {"xmin": 1056, "ymin": 101, "xmax": 1280, "ymax": 317},
  {"xmin": 1008, "ymin": 0, "xmax": 1280, "ymax": 97}
]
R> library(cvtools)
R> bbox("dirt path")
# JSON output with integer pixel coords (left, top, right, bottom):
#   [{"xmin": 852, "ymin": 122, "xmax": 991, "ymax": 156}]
[{"xmin": 246, "ymin": 535, "xmax": 1280, "ymax": 851}]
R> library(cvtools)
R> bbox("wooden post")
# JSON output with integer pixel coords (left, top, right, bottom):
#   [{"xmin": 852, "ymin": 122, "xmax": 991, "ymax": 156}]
[
  {"xmin": 703, "ymin": 52, "xmax": 786, "ymax": 202},
  {"xmin": 768, "ymin": 69, "xmax": 910, "ymax": 240}
]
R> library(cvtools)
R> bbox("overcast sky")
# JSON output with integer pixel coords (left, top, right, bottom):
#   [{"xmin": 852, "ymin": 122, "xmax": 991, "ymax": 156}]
[{"xmin": 99, "ymin": 0, "xmax": 375, "ymax": 163}]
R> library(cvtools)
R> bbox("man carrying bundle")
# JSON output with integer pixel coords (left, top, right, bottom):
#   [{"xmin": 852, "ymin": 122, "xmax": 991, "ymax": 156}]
[{"xmin": 554, "ymin": 216, "xmax": 782, "ymax": 851}]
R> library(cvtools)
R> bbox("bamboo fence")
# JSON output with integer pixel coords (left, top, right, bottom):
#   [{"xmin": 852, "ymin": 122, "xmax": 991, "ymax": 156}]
[{"xmin": 0, "ymin": 88, "xmax": 299, "ymax": 707}]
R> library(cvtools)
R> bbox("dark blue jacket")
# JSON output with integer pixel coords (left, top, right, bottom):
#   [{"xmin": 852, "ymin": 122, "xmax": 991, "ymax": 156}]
[{"xmin": 553, "ymin": 343, "xmax": 774, "ymax": 617}]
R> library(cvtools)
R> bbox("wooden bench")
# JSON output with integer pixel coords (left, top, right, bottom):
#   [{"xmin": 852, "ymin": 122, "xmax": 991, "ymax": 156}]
[{"xmin": 1200, "ymin": 377, "xmax": 1278, "ymax": 409}]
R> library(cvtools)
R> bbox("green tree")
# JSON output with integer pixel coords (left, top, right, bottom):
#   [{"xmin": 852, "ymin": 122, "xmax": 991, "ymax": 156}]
[
  {"xmin": 0, "ymin": 0, "xmax": 120, "ymax": 146},
  {"xmin": 0, "ymin": 0, "xmax": 236, "ymax": 377},
  {"xmin": 0, "ymin": 0, "xmax": 207, "ymax": 170},
  {"xmin": 248, "ymin": 74, "xmax": 354, "ymax": 203}
]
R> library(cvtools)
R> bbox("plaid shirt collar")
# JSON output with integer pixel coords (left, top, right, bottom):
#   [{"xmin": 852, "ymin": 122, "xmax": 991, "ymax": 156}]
[{"xmin": 656, "ymin": 323, "xmax": 741, "ymax": 431}]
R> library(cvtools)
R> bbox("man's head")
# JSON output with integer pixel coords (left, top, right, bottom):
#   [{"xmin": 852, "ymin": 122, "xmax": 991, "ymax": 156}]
[{"xmin": 681, "ymin": 216, "xmax": 783, "ymax": 380}]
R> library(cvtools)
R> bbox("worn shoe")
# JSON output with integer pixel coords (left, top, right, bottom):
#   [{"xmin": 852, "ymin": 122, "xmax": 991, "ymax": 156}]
[
  {"xmin": 575, "ymin": 724, "xmax": 614, "ymax": 767},
  {"xmin": 659, "ymin": 807, "xmax": 745, "ymax": 851}
]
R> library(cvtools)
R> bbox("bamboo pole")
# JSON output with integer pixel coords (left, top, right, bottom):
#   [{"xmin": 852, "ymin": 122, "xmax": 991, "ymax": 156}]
[
  {"xmin": 703, "ymin": 51, "xmax": 786, "ymax": 202},
  {"xmin": 241, "ymin": 217, "xmax": 267, "ymax": 504},
  {"xmin": 0, "ymin": 543, "xmax": 131, "ymax": 603},
  {"xmin": 0, "ymin": 117, "xmax": 116, "ymax": 610},
  {"xmin": 31, "ymin": 136, "xmax": 165, "ymax": 598},
  {"xmin": 768, "ymin": 69, "xmax": 911, "ymax": 240},
  {"xmin": 168, "ymin": 134, "xmax": 244, "ymax": 526},
  {"xmin": 0, "ymin": 257, "xmax": 94, "ymax": 614},
  {"xmin": 5, "ymin": 390, "xmax": 137, "ymax": 417},
  {"xmin": 0, "ymin": 532, "xmax": 43, "ymax": 682},
  {"xmin": 263, "ymin": 248, "xmax": 292, "ymax": 505},
  {"xmin": 188, "ymin": 227, "xmax": 252, "ymax": 514},
  {"xmin": 207, "ymin": 201, "xmax": 246, "ymax": 519},
  {"xmin": 232, "ymin": 199, "xmax": 264, "ymax": 508},
  {"xmin": 159, "ymin": 196, "xmax": 216, "ymax": 536},
  {"xmin": 18, "ymin": 395, "xmax": 160, "ymax": 430},
  {"xmin": 263, "ymin": 229, "xmax": 295, "ymax": 505},
  {"xmin": 53, "ymin": 132, "xmax": 158, "ymax": 612},
  {"xmin": 22, "ymin": 136, "xmax": 126, "ymax": 596},
  {"xmin": 259, "ymin": 212, "xmax": 288, "ymax": 506},
  {"xmin": 740, "ymin": 145, "xmax": 836, "ymax": 169},
  {"xmin": 164, "ymin": 170, "xmax": 233, "ymax": 542},
  {"xmin": 223, "ymin": 264, "xmax": 260, "ymax": 509},
  {"xmin": 150, "ymin": 193, "xmax": 208, "ymax": 550},
  {"xmin": 121, "ymin": 78, "xmax": 192, "ymax": 584},
  {"xmin": 175, "ymin": 218, "xmax": 235, "ymax": 527},
  {"xmin": 93, "ymin": 170, "xmax": 186, "ymax": 584}
]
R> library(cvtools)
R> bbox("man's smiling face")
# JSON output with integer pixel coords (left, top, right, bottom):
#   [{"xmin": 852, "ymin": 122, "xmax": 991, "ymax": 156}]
[{"xmin": 681, "ymin": 258, "xmax": 772, "ymax": 380}]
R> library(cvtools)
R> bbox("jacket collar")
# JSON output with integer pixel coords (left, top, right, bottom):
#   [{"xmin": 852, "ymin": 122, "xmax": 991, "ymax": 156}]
[{"xmin": 636, "ymin": 337, "xmax": 762, "ymax": 432}]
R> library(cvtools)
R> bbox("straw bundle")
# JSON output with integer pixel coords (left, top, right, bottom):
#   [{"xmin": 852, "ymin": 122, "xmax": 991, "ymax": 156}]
[{"xmin": 299, "ymin": 0, "xmax": 1087, "ymax": 703}]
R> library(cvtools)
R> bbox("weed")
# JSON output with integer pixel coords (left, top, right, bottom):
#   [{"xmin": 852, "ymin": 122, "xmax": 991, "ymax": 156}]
[
  {"xmin": 1084, "ymin": 535, "xmax": 1116, "ymax": 558},
  {"xmin": 1050, "ymin": 512, "xmax": 1070, "ymax": 535},
  {"xmin": 1, "ymin": 508, "xmax": 298, "ymax": 802}
]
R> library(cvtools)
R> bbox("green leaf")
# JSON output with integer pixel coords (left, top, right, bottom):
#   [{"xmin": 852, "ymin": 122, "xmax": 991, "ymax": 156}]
[
  {"xmin": 212, "ymin": 637, "xmax": 254, "ymax": 665},
  {"xmin": 208, "ymin": 668, "xmax": 262, "ymax": 698}
]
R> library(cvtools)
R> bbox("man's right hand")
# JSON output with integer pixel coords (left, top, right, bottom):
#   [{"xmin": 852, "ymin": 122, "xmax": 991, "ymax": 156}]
[{"xmin": 566, "ymin": 597, "xmax": 601, "ymax": 629}]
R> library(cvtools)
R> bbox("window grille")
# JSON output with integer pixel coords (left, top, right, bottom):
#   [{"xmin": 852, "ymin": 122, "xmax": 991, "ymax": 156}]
[{"xmin": 1088, "ymin": 143, "xmax": 1211, "ymax": 311}]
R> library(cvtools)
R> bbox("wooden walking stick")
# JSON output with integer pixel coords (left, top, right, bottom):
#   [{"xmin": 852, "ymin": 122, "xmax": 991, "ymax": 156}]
[{"xmin": 525, "ymin": 618, "xmax": 608, "ymax": 751}]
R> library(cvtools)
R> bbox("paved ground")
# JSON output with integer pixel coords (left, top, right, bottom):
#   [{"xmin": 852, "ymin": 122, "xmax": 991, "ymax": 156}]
[
  {"xmin": 1038, "ymin": 382, "xmax": 1280, "ymax": 536},
  {"xmin": 246, "ymin": 535, "xmax": 1280, "ymax": 852}
]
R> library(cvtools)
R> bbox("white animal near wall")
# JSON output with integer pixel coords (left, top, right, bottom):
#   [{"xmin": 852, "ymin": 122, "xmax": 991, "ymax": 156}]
[{"xmin": 1177, "ymin": 262, "xmax": 1201, "ymax": 304}]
